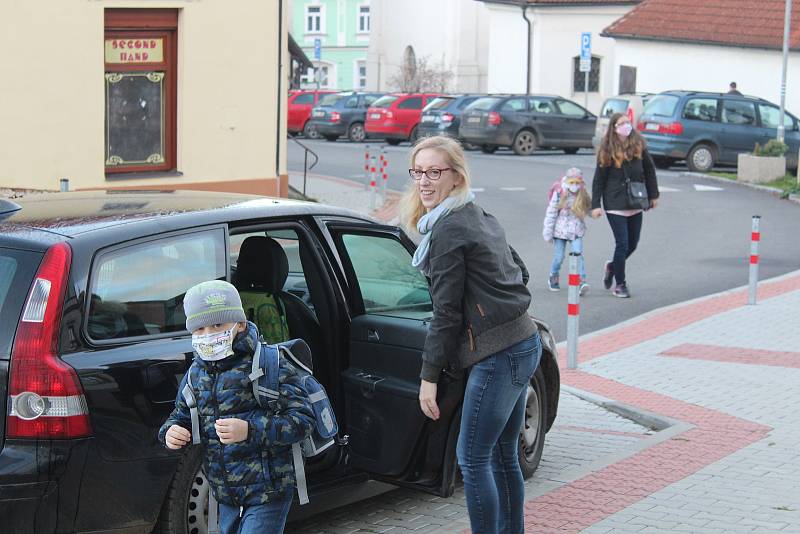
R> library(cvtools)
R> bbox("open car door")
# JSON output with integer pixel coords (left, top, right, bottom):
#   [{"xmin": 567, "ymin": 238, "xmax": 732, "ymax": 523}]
[{"xmin": 326, "ymin": 221, "xmax": 465, "ymax": 497}]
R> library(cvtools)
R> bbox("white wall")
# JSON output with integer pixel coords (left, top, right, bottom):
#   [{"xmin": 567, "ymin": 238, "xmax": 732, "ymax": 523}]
[{"xmin": 614, "ymin": 40, "xmax": 800, "ymax": 115}]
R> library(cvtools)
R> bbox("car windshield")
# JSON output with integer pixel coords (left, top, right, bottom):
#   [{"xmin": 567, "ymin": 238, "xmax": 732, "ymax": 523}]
[
  {"xmin": 644, "ymin": 94, "xmax": 680, "ymax": 117},
  {"xmin": 601, "ymin": 99, "xmax": 629, "ymax": 117},
  {"xmin": 424, "ymin": 97, "xmax": 454, "ymax": 111},
  {"xmin": 467, "ymin": 97, "xmax": 503, "ymax": 111},
  {"xmin": 318, "ymin": 93, "xmax": 347, "ymax": 106},
  {"xmin": 372, "ymin": 95, "xmax": 400, "ymax": 108}
]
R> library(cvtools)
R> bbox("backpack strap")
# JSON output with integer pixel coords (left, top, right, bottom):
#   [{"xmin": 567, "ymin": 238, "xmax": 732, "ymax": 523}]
[
  {"xmin": 249, "ymin": 341, "xmax": 281, "ymax": 406},
  {"xmin": 292, "ymin": 441, "xmax": 310, "ymax": 505},
  {"xmin": 249, "ymin": 342, "xmax": 265, "ymax": 407},
  {"xmin": 182, "ymin": 370, "xmax": 201, "ymax": 445}
]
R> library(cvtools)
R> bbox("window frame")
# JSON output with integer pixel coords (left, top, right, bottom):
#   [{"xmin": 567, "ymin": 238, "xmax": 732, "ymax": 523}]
[
  {"xmin": 358, "ymin": 5, "xmax": 371, "ymax": 33},
  {"xmin": 757, "ymin": 103, "xmax": 796, "ymax": 130},
  {"xmin": 104, "ymin": 9, "xmax": 178, "ymax": 175},
  {"xmin": 354, "ymin": 59, "xmax": 367, "ymax": 90},
  {"xmin": 572, "ymin": 55, "xmax": 600, "ymax": 93},
  {"xmin": 305, "ymin": 4, "xmax": 324, "ymax": 34},
  {"xmin": 721, "ymin": 99, "xmax": 757, "ymax": 126},
  {"xmin": 83, "ymin": 225, "xmax": 228, "ymax": 346}
]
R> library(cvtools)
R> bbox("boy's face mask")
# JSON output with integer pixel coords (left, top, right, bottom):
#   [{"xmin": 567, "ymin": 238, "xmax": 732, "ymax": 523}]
[{"xmin": 192, "ymin": 324, "xmax": 238, "ymax": 361}]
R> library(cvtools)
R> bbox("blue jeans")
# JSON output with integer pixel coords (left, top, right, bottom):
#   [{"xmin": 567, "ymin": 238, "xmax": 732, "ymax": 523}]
[
  {"xmin": 550, "ymin": 237, "xmax": 586, "ymax": 280},
  {"xmin": 606, "ymin": 212, "xmax": 643, "ymax": 285},
  {"xmin": 218, "ymin": 491, "xmax": 293, "ymax": 534},
  {"xmin": 457, "ymin": 333, "xmax": 542, "ymax": 534}
]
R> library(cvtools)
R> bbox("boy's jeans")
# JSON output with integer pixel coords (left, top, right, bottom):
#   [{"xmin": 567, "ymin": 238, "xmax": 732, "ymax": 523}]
[
  {"xmin": 218, "ymin": 490, "xmax": 293, "ymax": 534},
  {"xmin": 550, "ymin": 237, "xmax": 586, "ymax": 279},
  {"xmin": 456, "ymin": 333, "xmax": 542, "ymax": 534}
]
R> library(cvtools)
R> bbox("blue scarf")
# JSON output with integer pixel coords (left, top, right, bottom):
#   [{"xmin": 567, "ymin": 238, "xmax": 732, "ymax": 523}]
[{"xmin": 412, "ymin": 191, "xmax": 475, "ymax": 276}]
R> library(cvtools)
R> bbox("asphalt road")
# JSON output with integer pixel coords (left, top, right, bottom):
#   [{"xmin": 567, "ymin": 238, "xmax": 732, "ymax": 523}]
[{"xmin": 289, "ymin": 138, "xmax": 800, "ymax": 342}]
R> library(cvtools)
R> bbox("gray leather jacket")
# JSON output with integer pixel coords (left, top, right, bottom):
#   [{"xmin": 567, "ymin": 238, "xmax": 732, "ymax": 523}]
[{"xmin": 420, "ymin": 202, "xmax": 537, "ymax": 382}]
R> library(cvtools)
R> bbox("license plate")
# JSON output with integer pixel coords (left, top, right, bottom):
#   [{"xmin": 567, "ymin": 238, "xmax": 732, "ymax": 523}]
[
  {"xmin": 645, "ymin": 122, "xmax": 659, "ymax": 131},
  {"xmin": 468, "ymin": 116, "xmax": 481, "ymax": 123},
  {"xmin": 370, "ymin": 113, "xmax": 382, "ymax": 119},
  {"xmin": 312, "ymin": 110, "xmax": 324, "ymax": 118},
  {"xmin": 421, "ymin": 115, "xmax": 434, "ymax": 123}
]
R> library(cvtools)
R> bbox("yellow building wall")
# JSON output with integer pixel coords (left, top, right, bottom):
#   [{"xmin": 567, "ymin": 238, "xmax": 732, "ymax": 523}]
[{"xmin": 0, "ymin": 1, "xmax": 289, "ymax": 196}]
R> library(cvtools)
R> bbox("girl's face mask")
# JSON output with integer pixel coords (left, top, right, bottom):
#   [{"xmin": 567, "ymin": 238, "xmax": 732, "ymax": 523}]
[
  {"xmin": 192, "ymin": 324, "xmax": 238, "ymax": 361},
  {"xmin": 615, "ymin": 122, "xmax": 633, "ymax": 137}
]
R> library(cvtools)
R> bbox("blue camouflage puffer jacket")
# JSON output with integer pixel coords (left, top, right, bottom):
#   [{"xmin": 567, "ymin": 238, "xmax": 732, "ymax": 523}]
[{"xmin": 158, "ymin": 322, "xmax": 314, "ymax": 506}]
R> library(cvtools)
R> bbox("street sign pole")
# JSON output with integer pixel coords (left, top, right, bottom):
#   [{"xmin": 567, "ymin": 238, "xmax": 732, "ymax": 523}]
[
  {"xmin": 314, "ymin": 38, "xmax": 321, "ymax": 91},
  {"xmin": 778, "ymin": 0, "xmax": 792, "ymax": 144},
  {"xmin": 580, "ymin": 32, "xmax": 592, "ymax": 111}
]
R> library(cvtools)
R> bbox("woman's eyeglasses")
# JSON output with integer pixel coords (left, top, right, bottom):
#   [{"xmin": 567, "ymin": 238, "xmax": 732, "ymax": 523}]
[{"xmin": 408, "ymin": 168, "xmax": 451, "ymax": 181}]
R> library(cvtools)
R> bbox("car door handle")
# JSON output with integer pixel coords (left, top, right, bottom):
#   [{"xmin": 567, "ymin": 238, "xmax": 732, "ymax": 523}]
[{"xmin": 367, "ymin": 329, "xmax": 380, "ymax": 343}]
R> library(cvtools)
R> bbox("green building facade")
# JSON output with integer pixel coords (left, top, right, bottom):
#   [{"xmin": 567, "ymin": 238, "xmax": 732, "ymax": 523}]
[{"xmin": 291, "ymin": 0, "xmax": 371, "ymax": 91}]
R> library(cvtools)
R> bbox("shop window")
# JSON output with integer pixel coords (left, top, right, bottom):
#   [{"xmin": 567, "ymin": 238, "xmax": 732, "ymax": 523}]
[{"xmin": 104, "ymin": 9, "xmax": 177, "ymax": 174}]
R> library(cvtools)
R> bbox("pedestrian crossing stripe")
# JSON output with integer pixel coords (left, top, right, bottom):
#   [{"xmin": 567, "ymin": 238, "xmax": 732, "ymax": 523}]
[
  {"xmin": 694, "ymin": 184, "xmax": 724, "ymax": 191},
  {"xmin": 472, "ymin": 187, "xmax": 485, "ymax": 192},
  {"xmin": 500, "ymin": 187, "xmax": 526, "ymax": 191}
]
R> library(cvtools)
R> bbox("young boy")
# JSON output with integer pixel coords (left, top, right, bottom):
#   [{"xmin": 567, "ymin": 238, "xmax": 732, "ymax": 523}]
[{"xmin": 159, "ymin": 280, "xmax": 314, "ymax": 534}]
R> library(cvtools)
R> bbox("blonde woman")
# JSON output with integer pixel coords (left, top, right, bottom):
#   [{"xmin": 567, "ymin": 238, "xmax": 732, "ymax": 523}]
[
  {"xmin": 402, "ymin": 135, "xmax": 540, "ymax": 534},
  {"xmin": 542, "ymin": 167, "xmax": 591, "ymax": 294}
]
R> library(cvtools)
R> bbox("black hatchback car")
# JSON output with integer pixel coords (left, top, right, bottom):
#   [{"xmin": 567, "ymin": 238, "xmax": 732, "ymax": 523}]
[
  {"xmin": 417, "ymin": 94, "xmax": 483, "ymax": 140},
  {"xmin": 459, "ymin": 95, "xmax": 596, "ymax": 155},
  {"xmin": 307, "ymin": 91, "xmax": 385, "ymax": 142},
  {"xmin": 0, "ymin": 191, "xmax": 560, "ymax": 533}
]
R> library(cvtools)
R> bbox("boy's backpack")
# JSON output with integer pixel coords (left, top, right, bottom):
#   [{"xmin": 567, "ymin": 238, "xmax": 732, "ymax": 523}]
[{"xmin": 249, "ymin": 338, "xmax": 338, "ymax": 505}]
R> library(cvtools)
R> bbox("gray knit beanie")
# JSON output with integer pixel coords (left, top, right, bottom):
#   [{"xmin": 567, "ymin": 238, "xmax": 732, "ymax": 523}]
[{"xmin": 184, "ymin": 280, "xmax": 247, "ymax": 333}]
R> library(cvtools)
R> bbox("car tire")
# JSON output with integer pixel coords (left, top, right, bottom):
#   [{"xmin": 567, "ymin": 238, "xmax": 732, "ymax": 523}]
[
  {"xmin": 348, "ymin": 122, "xmax": 366, "ymax": 142},
  {"xmin": 518, "ymin": 367, "xmax": 548, "ymax": 479},
  {"xmin": 386, "ymin": 139, "xmax": 401, "ymax": 146},
  {"xmin": 409, "ymin": 126, "xmax": 419, "ymax": 144},
  {"xmin": 324, "ymin": 135, "xmax": 338, "ymax": 142},
  {"xmin": 154, "ymin": 447, "xmax": 209, "ymax": 534},
  {"xmin": 512, "ymin": 130, "xmax": 537, "ymax": 156},
  {"xmin": 562, "ymin": 147, "xmax": 579, "ymax": 155},
  {"xmin": 687, "ymin": 143, "xmax": 716, "ymax": 172},
  {"xmin": 652, "ymin": 156, "xmax": 673, "ymax": 170},
  {"xmin": 481, "ymin": 145, "xmax": 497, "ymax": 154},
  {"xmin": 303, "ymin": 121, "xmax": 319, "ymax": 140}
]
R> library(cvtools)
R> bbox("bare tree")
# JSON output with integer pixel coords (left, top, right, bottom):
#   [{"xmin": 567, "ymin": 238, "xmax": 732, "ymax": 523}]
[{"xmin": 388, "ymin": 46, "xmax": 453, "ymax": 93}]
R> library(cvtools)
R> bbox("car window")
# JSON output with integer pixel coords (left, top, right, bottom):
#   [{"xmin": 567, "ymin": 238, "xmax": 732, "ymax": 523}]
[
  {"xmin": 318, "ymin": 93, "xmax": 345, "ymax": 106},
  {"xmin": 398, "ymin": 97, "xmax": 423, "ymax": 110},
  {"xmin": 529, "ymin": 98, "xmax": 554, "ymax": 114},
  {"xmin": 87, "ymin": 230, "xmax": 226, "ymax": 340},
  {"xmin": 501, "ymin": 98, "xmax": 527, "ymax": 112},
  {"xmin": 0, "ymin": 248, "xmax": 41, "ymax": 357},
  {"xmin": 601, "ymin": 98, "xmax": 629, "ymax": 117},
  {"xmin": 361, "ymin": 94, "xmax": 381, "ymax": 106},
  {"xmin": 372, "ymin": 95, "xmax": 400, "ymax": 108},
  {"xmin": 457, "ymin": 96, "xmax": 480, "ymax": 110},
  {"xmin": 555, "ymin": 99, "xmax": 587, "ymax": 117},
  {"xmin": 424, "ymin": 97, "xmax": 454, "ymax": 111},
  {"xmin": 758, "ymin": 104, "xmax": 795, "ymax": 129},
  {"xmin": 682, "ymin": 98, "xmax": 718, "ymax": 122},
  {"xmin": 293, "ymin": 93, "xmax": 314, "ymax": 105},
  {"xmin": 340, "ymin": 233, "xmax": 432, "ymax": 319},
  {"xmin": 644, "ymin": 94, "xmax": 680, "ymax": 117},
  {"xmin": 721, "ymin": 100, "xmax": 756, "ymax": 126},
  {"xmin": 467, "ymin": 97, "xmax": 503, "ymax": 111},
  {"xmin": 344, "ymin": 96, "xmax": 358, "ymax": 108}
]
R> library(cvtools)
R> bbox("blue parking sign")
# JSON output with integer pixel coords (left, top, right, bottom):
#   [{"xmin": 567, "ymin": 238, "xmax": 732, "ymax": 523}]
[
  {"xmin": 314, "ymin": 38, "xmax": 321, "ymax": 60},
  {"xmin": 580, "ymin": 32, "xmax": 591, "ymax": 60}
]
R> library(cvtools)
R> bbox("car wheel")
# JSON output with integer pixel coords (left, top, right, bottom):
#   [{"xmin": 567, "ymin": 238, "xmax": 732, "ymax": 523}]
[
  {"xmin": 348, "ymin": 122, "xmax": 366, "ymax": 142},
  {"xmin": 386, "ymin": 139, "xmax": 401, "ymax": 146},
  {"xmin": 562, "ymin": 147, "xmax": 579, "ymax": 155},
  {"xmin": 652, "ymin": 156, "xmax": 673, "ymax": 170},
  {"xmin": 324, "ymin": 135, "xmax": 338, "ymax": 142},
  {"xmin": 512, "ymin": 130, "xmax": 537, "ymax": 156},
  {"xmin": 481, "ymin": 145, "xmax": 497, "ymax": 154},
  {"xmin": 518, "ymin": 367, "xmax": 547, "ymax": 479},
  {"xmin": 687, "ymin": 143, "xmax": 715, "ymax": 172},
  {"xmin": 409, "ymin": 126, "xmax": 419, "ymax": 144},
  {"xmin": 154, "ymin": 448, "xmax": 209, "ymax": 534},
  {"xmin": 303, "ymin": 122, "xmax": 319, "ymax": 140}
]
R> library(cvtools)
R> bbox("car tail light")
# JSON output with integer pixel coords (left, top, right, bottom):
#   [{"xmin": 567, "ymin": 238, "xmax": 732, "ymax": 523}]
[
  {"xmin": 638, "ymin": 120, "xmax": 683, "ymax": 135},
  {"xmin": 330, "ymin": 111, "xmax": 340, "ymax": 122},
  {"xmin": 7, "ymin": 242, "xmax": 92, "ymax": 439},
  {"xmin": 441, "ymin": 113, "xmax": 455, "ymax": 123},
  {"xmin": 488, "ymin": 112, "xmax": 502, "ymax": 126},
  {"xmin": 627, "ymin": 107, "xmax": 635, "ymax": 123}
]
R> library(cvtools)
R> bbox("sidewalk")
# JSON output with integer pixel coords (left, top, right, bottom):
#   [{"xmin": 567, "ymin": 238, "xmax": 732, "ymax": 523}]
[{"xmin": 295, "ymin": 270, "xmax": 800, "ymax": 533}]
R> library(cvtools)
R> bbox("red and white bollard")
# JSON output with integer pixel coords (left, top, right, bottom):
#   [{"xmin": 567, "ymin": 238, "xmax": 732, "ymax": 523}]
[
  {"xmin": 379, "ymin": 146, "xmax": 388, "ymax": 202},
  {"xmin": 748, "ymin": 215, "xmax": 761, "ymax": 305},
  {"xmin": 364, "ymin": 145, "xmax": 372, "ymax": 191},
  {"xmin": 369, "ymin": 155, "xmax": 378, "ymax": 210},
  {"xmin": 567, "ymin": 252, "xmax": 581, "ymax": 369}
]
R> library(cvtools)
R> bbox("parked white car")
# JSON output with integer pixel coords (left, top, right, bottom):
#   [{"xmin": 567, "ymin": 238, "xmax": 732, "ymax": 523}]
[{"xmin": 593, "ymin": 93, "xmax": 652, "ymax": 147}]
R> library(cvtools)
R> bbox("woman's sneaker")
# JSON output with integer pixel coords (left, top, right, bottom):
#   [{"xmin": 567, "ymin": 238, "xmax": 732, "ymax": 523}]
[
  {"xmin": 579, "ymin": 281, "xmax": 590, "ymax": 296},
  {"xmin": 613, "ymin": 283, "xmax": 630, "ymax": 298},
  {"xmin": 548, "ymin": 274, "xmax": 560, "ymax": 291},
  {"xmin": 603, "ymin": 261, "xmax": 614, "ymax": 290}
]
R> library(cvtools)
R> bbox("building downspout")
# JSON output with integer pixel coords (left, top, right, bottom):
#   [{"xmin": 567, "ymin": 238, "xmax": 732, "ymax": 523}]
[
  {"xmin": 520, "ymin": 1, "xmax": 532, "ymax": 97},
  {"xmin": 276, "ymin": 0, "xmax": 284, "ymax": 194}
]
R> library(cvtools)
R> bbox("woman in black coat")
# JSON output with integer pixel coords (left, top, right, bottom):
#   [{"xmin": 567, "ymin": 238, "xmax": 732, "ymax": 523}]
[{"xmin": 591, "ymin": 112, "xmax": 660, "ymax": 298}]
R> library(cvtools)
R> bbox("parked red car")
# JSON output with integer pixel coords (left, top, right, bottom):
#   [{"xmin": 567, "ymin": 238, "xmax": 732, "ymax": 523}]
[
  {"xmin": 365, "ymin": 93, "xmax": 442, "ymax": 145},
  {"xmin": 288, "ymin": 90, "xmax": 336, "ymax": 138}
]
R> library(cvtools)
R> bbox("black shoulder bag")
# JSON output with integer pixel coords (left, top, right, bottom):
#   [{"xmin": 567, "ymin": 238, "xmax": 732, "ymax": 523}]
[{"xmin": 622, "ymin": 160, "xmax": 650, "ymax": 210}]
